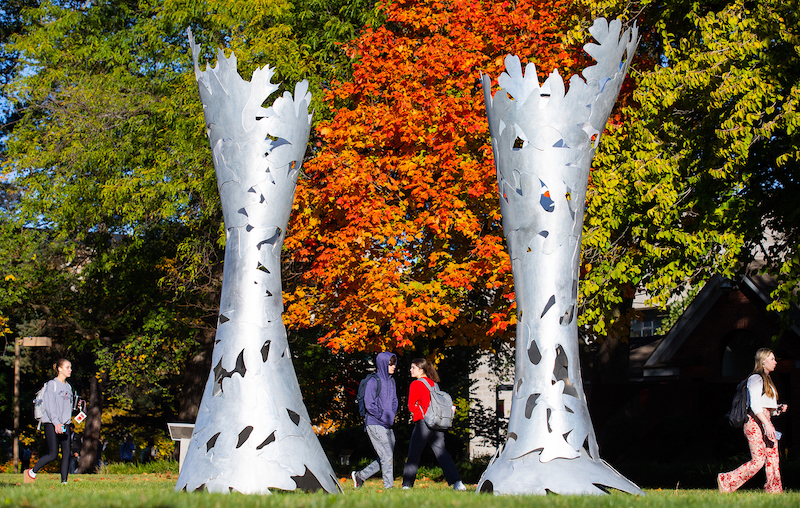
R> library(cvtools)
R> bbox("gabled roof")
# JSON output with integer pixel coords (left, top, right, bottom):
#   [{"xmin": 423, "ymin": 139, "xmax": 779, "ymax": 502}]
[{"xmin": 644, "ymin": 275, "xmax": 725, "ymax": 368}]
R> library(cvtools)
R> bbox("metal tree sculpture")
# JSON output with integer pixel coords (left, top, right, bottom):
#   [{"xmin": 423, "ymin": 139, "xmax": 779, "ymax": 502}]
[
  {"xmin": 175, "ymin": 30, "xmax": 342, "ymax": 494},
  {"xmin": 477, "ymin": 19, "xmax": 642, "ymax": 495}
]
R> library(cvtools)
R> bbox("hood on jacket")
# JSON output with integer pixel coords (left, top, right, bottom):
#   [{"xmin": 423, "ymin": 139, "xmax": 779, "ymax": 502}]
[
  {"xmin": 375, "ymin": 351, "xmax": 396, "ymax": 382},
  {"xmin": 364, "ymin": 351, "xmax": 399, "ymax": 428}
]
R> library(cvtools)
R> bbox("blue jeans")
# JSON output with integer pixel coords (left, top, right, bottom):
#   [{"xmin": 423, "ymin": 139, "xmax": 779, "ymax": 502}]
[
  {"xmin": 357, "ymin": 425, "xmax": 396, "ymax": 488},
  {"xmin": 402, "ymin": 420, "xmax": 461, "ymax": 487}
]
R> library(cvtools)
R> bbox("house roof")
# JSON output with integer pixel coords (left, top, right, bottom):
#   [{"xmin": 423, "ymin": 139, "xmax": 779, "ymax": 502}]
[{"xmin": 643, "ymin": 275, "xmax": 725, "ymax": 368}]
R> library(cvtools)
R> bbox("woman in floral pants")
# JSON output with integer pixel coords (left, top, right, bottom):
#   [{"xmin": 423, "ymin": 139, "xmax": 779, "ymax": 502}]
[{"xmin": 718, "ymin": 348, "xmax": 788, "ymax": 493}]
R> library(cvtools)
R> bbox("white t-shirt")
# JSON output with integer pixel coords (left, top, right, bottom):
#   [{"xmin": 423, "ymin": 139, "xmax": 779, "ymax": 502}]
[{"xmin": 747, "ymin": 374, "xmax": 778, "ymax": 416}]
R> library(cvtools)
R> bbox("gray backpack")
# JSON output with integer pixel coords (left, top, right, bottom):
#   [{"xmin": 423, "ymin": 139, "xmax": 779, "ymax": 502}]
[
  {"xmin": 421, "ymin": 381, "xmax": 454, "ymax": 430},
  {"xmin": 33, "ymin": 382, "xmax": 51, "ymax": 429}
]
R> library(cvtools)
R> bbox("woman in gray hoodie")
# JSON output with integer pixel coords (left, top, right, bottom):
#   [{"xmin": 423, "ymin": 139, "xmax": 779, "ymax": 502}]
[
  {"xmin": 352, "ymin": 352, "xmax": 398, "ymax": 489},
  {"xmin": 24, "ymin": 358, "xmax": 74, "ymax": 485}
]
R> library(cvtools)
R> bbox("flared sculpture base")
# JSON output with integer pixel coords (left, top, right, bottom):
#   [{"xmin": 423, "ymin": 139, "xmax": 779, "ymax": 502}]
[
  {"xmin": 477, "ymin": 449, "xmax": 643, "ymax": 495},
  {"xmin": 175, "ymin": 421, "xmax": 341, "ymax": 495},
  {"xmin": 173, "ymin": 323, "xmax": 343, "ymax": 495}
]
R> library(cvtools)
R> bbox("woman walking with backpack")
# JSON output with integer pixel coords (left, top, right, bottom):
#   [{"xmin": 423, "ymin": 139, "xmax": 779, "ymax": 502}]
[
  {"xmin": 718, "ymin": 348, "xmax": 788, "ymax": 493},
  {"xmin": 24, "ymin": 358, "xmax": 74, "ymax": 485},
  {"xmin": 401, "ymin": 358, "xmax": 466, "ymax": 491}
]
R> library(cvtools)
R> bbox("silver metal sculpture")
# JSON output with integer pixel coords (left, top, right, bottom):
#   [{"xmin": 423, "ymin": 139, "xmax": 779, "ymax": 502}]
[
  {"xmin": 176, "ymin": 29, "xmax": 342, "ymax": 494},
  {"xmin": 477, "ymin": 19, "xmax": 642, "ymax": 495}
]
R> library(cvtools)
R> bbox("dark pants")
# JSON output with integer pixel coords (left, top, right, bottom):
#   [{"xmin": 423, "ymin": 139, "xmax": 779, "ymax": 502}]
[
  {"xmin": 402, "ymin": 420, "xmax": 461, "ymax": 487},
  {"xmin": 33, "ymin": 423, "xmax": 71, "ymax": 482}
]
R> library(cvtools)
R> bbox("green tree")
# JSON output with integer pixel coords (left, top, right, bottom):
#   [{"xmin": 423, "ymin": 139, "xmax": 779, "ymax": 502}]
[
  {"xmin": 579, "ymin": 0, "xmax": 800, "ymax": 346},
  {"xmin": 1, "ymin": 0, "xmax": 379, "ymax": 467},
  {"xmin": 0, "ymin": 182, "xmax": 82, "ymax": 456}
]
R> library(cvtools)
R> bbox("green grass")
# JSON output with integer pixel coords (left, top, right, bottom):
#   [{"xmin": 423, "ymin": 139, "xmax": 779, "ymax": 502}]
[
  {"xmin": 1, "ymin": 472, "xmax": 799, "ymax": 508},
  {"xmin": 97, "ymin": 459, "xmax": 181, "ymax": 475}
]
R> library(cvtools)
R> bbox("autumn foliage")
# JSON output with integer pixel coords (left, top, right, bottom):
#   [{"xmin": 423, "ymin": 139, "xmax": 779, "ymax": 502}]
[{"xmin": 284, "ymin": 0, "xmax": 582, "ymax": 353}]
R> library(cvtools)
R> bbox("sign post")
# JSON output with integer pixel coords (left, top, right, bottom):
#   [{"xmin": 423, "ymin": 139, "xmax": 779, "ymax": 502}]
[{"xmin": 167, "ymin": 423, "xmax": 195, "ymax": 472}]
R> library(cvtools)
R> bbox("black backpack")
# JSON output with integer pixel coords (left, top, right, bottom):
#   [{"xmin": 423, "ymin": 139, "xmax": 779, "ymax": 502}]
[
  {"xmin": 357, "ymin": 373, "xmax": 381, "ymax": 417},
  {"xmin": 728, "ymin": 378, "xmax": 750, "ymax": 428}
]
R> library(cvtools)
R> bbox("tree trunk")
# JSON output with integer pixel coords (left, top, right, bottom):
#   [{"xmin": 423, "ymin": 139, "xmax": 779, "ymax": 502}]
[
  {"xmin": 175, "ymin": 31, "xmax": 341, "ymax": 494},
  {"xmin": 592, "ymin": 300, "xmax": 633, "ymax": 384},
  {"xmin": 476, "ymin": 19, "xmax": 642, "ymax": 495},
  {"xmin": 178, "ymin": 327, "xmax": 215, "ymax": 422},
  {"xmin": 76, "ymin": 373, "xmax": 102, "ymax": 473}
]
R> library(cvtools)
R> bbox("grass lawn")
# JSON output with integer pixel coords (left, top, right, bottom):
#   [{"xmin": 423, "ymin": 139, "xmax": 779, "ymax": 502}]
[{"xmin": 1, "ymin": 472, "xmax": 799, "ymax": 508}]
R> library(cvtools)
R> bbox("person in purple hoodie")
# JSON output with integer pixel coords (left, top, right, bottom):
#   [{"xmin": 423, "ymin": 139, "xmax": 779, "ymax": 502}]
[{"xmin": 352, "ymin": 352, "xmax": 398, "ymax": 489}]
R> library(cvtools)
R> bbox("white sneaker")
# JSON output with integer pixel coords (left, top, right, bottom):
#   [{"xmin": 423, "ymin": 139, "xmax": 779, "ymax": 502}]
[{"xmin": 452, "ymin": 481, "xmax": 467, "ymax": 491}]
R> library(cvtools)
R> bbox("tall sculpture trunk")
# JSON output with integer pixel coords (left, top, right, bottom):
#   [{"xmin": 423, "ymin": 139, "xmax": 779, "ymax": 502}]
[
  {"xmin": 476, "ymin": 19, "xmax": 642, "ymax": 495},
  {"xmin": 175, "ymin": 30, "xmax": 341, "ymax": 494}
]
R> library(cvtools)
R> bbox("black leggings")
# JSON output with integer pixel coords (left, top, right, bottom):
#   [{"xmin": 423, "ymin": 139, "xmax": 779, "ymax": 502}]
[
  {"xmin": 33, "ymin": 423, "xmax": 71, "ymax": 482},
  {"xmin": 402, "ymin": 420, "xmax": 461, "ymax": 487}
]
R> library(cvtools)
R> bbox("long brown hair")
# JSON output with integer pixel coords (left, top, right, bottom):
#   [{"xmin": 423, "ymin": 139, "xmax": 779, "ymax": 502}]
[
  {"xmin": 54, "ymin": 358, "xmax": 70, "ymax": 371},
  {"xmin": 753, "ymin": 348, "xmax": 777, "ymax": 399},
  {"xmin": 411, "ymin": 358, "xmax": 440, "ymax": 383}
]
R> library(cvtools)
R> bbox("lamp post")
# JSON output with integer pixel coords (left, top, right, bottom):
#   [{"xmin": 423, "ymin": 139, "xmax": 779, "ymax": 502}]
[{"xmin": 13, "ymin": 336, "xmax": 52, "ymax": 473}]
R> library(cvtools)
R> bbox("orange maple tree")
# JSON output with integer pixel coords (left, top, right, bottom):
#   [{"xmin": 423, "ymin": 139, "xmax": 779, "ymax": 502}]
[{"xmin": 284, "ymin": 0, "xmax": 584, "ymax": 353}]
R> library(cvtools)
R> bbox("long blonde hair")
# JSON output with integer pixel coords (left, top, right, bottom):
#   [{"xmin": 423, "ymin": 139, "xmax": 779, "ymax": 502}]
[{"xmin": 753, "ymin": 348, "xmax": 777, "ymax": 399}]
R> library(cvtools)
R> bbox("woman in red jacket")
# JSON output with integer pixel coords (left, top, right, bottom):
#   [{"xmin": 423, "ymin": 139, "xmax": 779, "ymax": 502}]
[{"xmin": 401, "ymin": 358, "xmax": 466, "ymax": 490}]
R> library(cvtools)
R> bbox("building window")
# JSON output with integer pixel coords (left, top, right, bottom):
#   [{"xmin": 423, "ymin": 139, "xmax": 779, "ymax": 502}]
[{"xmin": 630, "ymin": 310, "xmax": 664, "ymax": 338}]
